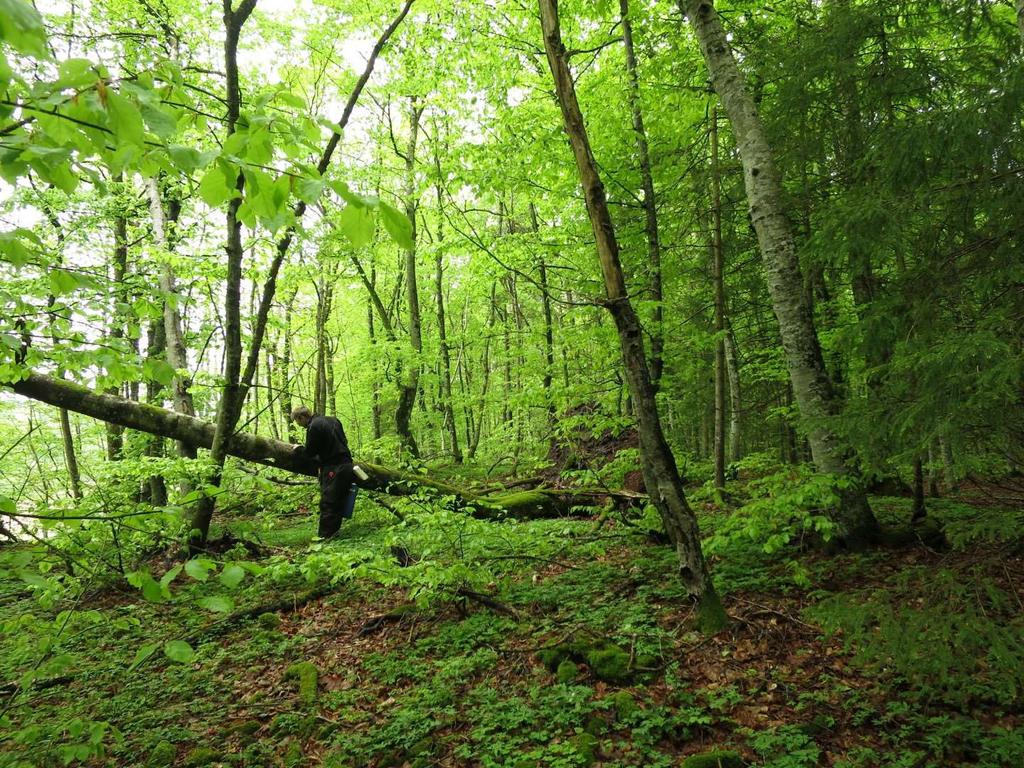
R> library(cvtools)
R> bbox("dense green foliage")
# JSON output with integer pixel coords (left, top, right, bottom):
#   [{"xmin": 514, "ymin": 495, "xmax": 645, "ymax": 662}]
[{"xmin": 1, "ymin": 0, "xmax": 1022, "ymax": 765}]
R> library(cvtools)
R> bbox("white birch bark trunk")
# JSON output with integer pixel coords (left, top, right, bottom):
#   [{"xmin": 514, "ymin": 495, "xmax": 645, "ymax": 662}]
[{"xmin": 683, "ymin": 0, "xmax": 877, "ymax": 546}]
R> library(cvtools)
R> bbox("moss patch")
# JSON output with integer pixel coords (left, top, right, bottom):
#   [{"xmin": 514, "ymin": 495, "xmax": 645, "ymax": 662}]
[
  {"xmin": 147, "ymin": 740, "xmax": 176, "ymax": 767},
  {"xmin": 284, "ymin": 661, "xmax": 319, "ymax": 706}
]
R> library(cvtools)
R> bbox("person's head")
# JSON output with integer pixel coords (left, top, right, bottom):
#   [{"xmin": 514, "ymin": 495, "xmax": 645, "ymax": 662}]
[{"xmin": 290, "ymin": 405, "xmax": 313, "ymax": 428}]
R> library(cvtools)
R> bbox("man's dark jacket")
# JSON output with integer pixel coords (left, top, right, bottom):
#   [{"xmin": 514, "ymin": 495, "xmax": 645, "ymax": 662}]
[{"xmin": 299, "ymin": 415, "xmax": 352, "ymax": 467}]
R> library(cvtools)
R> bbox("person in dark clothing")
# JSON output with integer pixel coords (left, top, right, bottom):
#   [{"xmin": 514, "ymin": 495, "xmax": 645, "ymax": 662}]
[{"xmin": 291, "ymin": 405, "xmax": 355, "ymax": 539}]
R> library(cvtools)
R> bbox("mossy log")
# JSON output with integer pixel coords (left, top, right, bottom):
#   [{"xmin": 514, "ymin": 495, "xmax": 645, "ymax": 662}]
[{"xmin": 7, "ymin": 372, "xmax": 619, "ymax": 521}]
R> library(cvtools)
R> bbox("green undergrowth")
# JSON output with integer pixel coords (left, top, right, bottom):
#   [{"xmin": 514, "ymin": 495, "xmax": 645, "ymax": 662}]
[{"xmin": 1, "ymin": 485, "xmax": 1022, "ymax": 767}]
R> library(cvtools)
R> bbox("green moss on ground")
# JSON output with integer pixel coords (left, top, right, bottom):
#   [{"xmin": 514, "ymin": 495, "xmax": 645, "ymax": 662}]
[
  {"xmin": 284, "ymin": 661, "xmax": 319, "ymax": 706},
  {"xmin": 146, "ymin": 740, "xmax": 176, "ymax": 767}
]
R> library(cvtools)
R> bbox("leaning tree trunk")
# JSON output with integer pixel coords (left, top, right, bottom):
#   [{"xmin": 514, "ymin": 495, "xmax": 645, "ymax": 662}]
[
  {"xmin": 7, "ymin": 372, "xmax": 615, "ymax": 522},
  {"xmin": 683, "ymin": 0, "xmax": 878, "ymax": 548},
  {"xmin": 539, "ymin": 0, "xmax": 725, "ymax": 631}
]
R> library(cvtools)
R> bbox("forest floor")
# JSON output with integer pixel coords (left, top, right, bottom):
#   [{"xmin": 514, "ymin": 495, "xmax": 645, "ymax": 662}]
[{"xmin": 2, "ymin": 483, "xmax": 1023, "ymax": 768}]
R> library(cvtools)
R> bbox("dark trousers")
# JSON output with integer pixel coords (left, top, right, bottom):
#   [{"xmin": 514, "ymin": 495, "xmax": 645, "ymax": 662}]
[{"xmin": 318, "ymin": 462, "xmax": 354, "ymax": 538}]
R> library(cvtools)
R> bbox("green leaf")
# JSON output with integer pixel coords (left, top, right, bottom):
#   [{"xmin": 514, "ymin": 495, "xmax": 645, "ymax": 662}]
[
  {"xmin": 0, "ymin": 494, "xmax": 15, "ymax": 514},
  {"xmin": 143, "ymin": 359, "xmax": 176, "ymax": 387},
  {"xmin": 129, "ymin": 642, "xmax": 159, "ymax": 670},
  {"xmin": 276, "ymin": 90, "xmax": 306, "ymax": 109},
  {"xmin": 167, "ymin": 145, "xmax": 215, "ymax": 173},
  {"xmin": 218, "ymin": 564, "xmax": 246, "ymax": 589},
  {"xmin": 0, "ymin": 0, "xmax": 49, "ymax": 58},
  {"xmin": 105, "ymin": 90, "xmax": 146, "ymax": 148},
  {"xmin": 184, "ymin": 558, "xmax": 214, "ymax": 582},
  {"xmin": 159, "ymin": 564, "xmax": 182, "ymax": 591},
  {"xmin": 55, "ymin": 58, "xmax": 96, "ymax": 90},
  {"xmin": 196, "ymin": 596, "xmax": 234, "ymax": 613},
  {"xmin": 163, "ymin": 639, "xmax": 195, "ymax": 664},
  {"xmin": 48, "ymin": 269, "xmax": 81, "ymax": 296},
  {"xmin": 18, "ymin": 569, "xmax": 51, "ymax": 589},
  {"xmin": 127, "ymin": 570, "xmax": 166, "ymax": 603},
  {"xmin": 380, "ymin": 201, "xmax": 414, "ymax": 250},
  {"xmin": 0, "ymin": 231, "xmax": 35, "ymax": 266},
  {"xmin": 337, "ymin": 203, "xmax": 375, "ymax": 248},
  {"xmin": 330, "ymin": 180, "xmax": 377, "ymax": 209},
  {"xmin": 295, "ymin": 176, "xmax": 323, "ymax": 205},
  {"xmin": 197, "ymin": 161, "xmax": 237, "ymax": 208},
  {"xmin": 222, "ymin": 130, "xmax": 248, "ymax": 157},
  {"xmin": 140, "ymin": 102, "xmax": 178, "ymax": 140}
]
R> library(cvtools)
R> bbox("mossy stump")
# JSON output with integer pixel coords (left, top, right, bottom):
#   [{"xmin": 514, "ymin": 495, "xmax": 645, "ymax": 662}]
[
  {"xmin": 147, "ymin": 740, "xmax": 176, "ymax": 767},
  {"xmin": 537, "ymin": 639, "xmax": 633, "ymax": 684},
  {"xmin": 284, "ymin": 661, "xmax": 319, "ymax": 706},
  {"xmin": 571, "ymin": 732, "xmax": 600, "ymax": 766},
  {"xmin": 556, "ymin": 659, "xmax": 579, "ymax": 683},
  {"xmin": 608, "ymin": 691, "xmax": 638, "ymax": 721}
]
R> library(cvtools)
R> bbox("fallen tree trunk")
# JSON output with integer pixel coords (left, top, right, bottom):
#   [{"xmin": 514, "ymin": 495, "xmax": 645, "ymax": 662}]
[{"xmin": 7, "ymin": 372, "xmax": 629, "ymax": 520}]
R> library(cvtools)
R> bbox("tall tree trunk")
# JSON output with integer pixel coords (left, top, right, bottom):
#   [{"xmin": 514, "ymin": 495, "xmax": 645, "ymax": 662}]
[
  {"xmin": 41, "ymin": 202, "xmax": 82, "ymax": 500},
  {"xmin": 539, "ymin": 0, "xmax": 724, "ymax": 628},
  {"xmin": 326, "ymin": 337, "xmax": 337, "ymax": 418},
  {"xmin": 395, "ymin": 98, "xmax": 424, "ymax": 459},
  {"xmin": 724, "ymin": 322, "xmax": 742, "ymax": 462},
  {"xmin": 710, "ymin": 108, "xmax": 726, "ymax": 491},
  {"xmin": 106, "ymin": 177, "xmax": 129, "ymax": 461},
  {"xmin": 144, "ymin": 318, "xmax": 168, "ymax": 506},
  {"xmin": 147, "ymin": 178, "xmax": 197, "ymax": 465},
  {"xmin": 619, "ymin": 0, "xmax": 664, "ymax": 389},
  {"xmin": 940, "ymin": 432, "xmax": 956, "ymax": 490},
  {"xmin": 433, "ymin": 131, "xmax": 463, "ymax": 463},
  {"xmin": 683, "ymin": 0, "xmax": 877, "ymax": 548},
  {"xmin": 280, "ymin": 288, "xmax": 296, "ymax": 443},
  {"xmin": 468, "ymin": 285, "xmax": 497, "ymax": 459},
  {"xmin": 314, "ymin": 273, "xmax": 335, "ymax": 415},
  {"xmin": 911, "ymin": 456, "xmax": 926, "ymax": 521},
  {"xmin": 367, "ymin": 273, "xmax": 383, "ymax": 443},
  {"xmin": 190, "ymin": 0, "xmax": 258, "ymax": 549},
  {"xmin": 530, "ymin": 204, "xmax": 557, "ymax": 428},
  {"xmin": 266, "ymin": 334, "xmax": 280, "ymax": 441}
]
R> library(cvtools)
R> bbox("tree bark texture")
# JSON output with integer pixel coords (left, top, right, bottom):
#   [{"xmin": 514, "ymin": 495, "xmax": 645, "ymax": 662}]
[
  {"xmin": 684, "ymin": 0, "xmax": 877, "ymax": 547},
  {"xmin": 41, "ymin": 204, "xmax": 83, "ymax": 501},
  {"xmin": 433, "ymin": 135, "xmax": 463, "ymax": 463},
  {"xmin": 191, "ymin": 0, "xmax": 258, "ymax": 548},
  {"xmin": 147, "ymin": 178, "xmax": 197, "ymax": 465},
  {"xmin": 395, "ymin": 98, "xmax": 424, "ymax": 459},
  {"xmin": 619, "ymin": 0, "xmax": 664, "ymax": 390},
  {"xmin": 106, "ymin": 179, "xmax": 129, "ymax": 461},
  {"xmin": 539, "ymin": 0, "xmax": 723, "ymax": 626},
  {"xmin": 710, "ymin": 108, "xmax": 726, "ymax": 490},
  {"xmin": 724, "ymin": 322, "xmax": 742, "ymax": 462}
]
